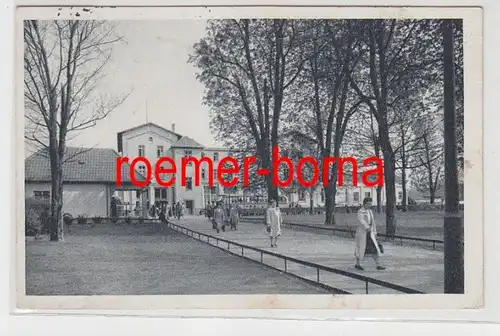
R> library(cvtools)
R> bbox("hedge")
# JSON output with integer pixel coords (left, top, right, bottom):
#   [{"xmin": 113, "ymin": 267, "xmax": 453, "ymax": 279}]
[{"xmin": 25, "ymin": 197, "xmax": 50, "ymax": 237}]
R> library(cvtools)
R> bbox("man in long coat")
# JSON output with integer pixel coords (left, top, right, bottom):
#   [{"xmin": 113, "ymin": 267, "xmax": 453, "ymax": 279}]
[{"xmin": 355, "ymin": 197, "xmax": 385, "ymax": 271}]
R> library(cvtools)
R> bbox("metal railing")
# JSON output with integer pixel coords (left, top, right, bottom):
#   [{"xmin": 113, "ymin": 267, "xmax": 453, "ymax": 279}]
[
  {"xmin": 241, "ymin": 217, "xmax": 444, "ymax": 250},
  {"xmin": 167, "ymin": 221, "xmax": 424, "ymax": 295}
]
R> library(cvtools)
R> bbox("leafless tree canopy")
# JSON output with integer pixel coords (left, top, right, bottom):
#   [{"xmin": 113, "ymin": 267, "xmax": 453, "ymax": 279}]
[
  {"xmin": 24, "ymin": 20, "xmax": 129, "ymax": 158},
  {"xmin": 24, "ymin": 20, "xmax": 129, "ymax": 241}
]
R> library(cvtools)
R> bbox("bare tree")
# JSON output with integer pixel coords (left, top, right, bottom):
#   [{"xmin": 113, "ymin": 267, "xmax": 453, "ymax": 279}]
[
  {"xmin": 189, "ymin": 19, "xmax": 311, "ymax": 202},
  {"xmin": 24, "ymin": 20, "xmax": 129, "ymax": 241},
  {"xmin": 290, "ymin": 20, "xmax": 362, "ymax": 224},
  {"xmin": 409, "ymin": 108, "xmax": 445, "ymax": 204},
  {"xmin": 350, "ymin": 19, "xmax": 441, "ymax": 236}
]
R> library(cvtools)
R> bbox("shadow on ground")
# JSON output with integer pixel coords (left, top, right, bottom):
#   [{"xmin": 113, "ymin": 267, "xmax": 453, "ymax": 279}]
[{"xmin": 25, "ymin": 222, "xmax": 332, "ymax": 296}]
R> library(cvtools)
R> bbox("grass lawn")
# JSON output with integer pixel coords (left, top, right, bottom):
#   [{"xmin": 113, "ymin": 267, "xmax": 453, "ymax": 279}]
[
  {"xmin": 25, "ymin": 222, "xmax": 330, "ymax": 295},
  {"xmin": 244, "ymin": 211, "xmax": 464, "ymax": 240}
]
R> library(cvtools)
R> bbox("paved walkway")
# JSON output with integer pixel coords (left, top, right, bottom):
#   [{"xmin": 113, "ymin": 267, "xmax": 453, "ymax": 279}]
[
  {"xmin": 173, "ymin": 215, "xmax": 444, "ymax": 294},
  {"xmin": 243, "ymin": 212, "xmax": 448, "ymax": 240}
]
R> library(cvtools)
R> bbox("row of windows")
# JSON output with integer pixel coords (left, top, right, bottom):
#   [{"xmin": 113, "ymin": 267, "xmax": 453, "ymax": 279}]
[
  {"xmin": 137, "ymin": 145, "xmax": 219, "ymax": 161},
  {"xmin": 136, "ymin": 166, "xmax": 217, "ymax": 181}
]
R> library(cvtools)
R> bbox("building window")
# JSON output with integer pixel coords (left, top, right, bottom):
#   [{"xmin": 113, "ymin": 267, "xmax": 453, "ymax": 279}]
[
  {"xmin": 201, "ymin": 152, "xmax": 205, "ymax": 158},
  {"xmin": 353, "ymin": 192, "xmax": 360, "ymax": 203},
  {"xmin": 321, "ymin": 190, "xmax": 325, "ymax": 202},
  {"xmin": 138, "ymin": 165, "xmax": 146, "ymax": 176},
  {"xmin": 33, "ymin": 191, "xmax": 50, "ymax": 202},
  {"xmin": 138, "ymin": 145, "xmax": 145, "ymax": 157},
  {"xmin": 136, "ymin": 190, "xmax": 141, "ymax": 198},
  {"xmin": 202, "ymin": 168, "xmax": 206, "ymax": 180},
  {"xmin": 365, "ymin": 192, "xmax": 371, "ymax": 198},
  {"xmin": 299, "ymin": 190, "xmax": 305, "ymax": 201},
  {"xmin": 186, "ymin": 177, "xmax": 193, "ymax": 190},
  {"xmin": 155, "ymin": 188, "xmax": 168, "ymax": 199},
  {"xmin": 210, "ymin": 186, "xmax": 217, "ymax": 194},
  {"xmin": 213, "ymin": 168, "xmax": 217, "ymax": 181},
  {"xmin": 184, "ymin": 149, "xmax": 193, "ymax": 157},
  {"xmin": 398, "ymin": 191, "xmax": 403, "ymax": 200},
  {"xmin": 157, "ymin": 145, "xmax": 164, "ymax": 158},
  {"xmin": 213, "ymin": 152, "xmax": 219, "ymax": 162},
  {"xmin": 148, "ymin": 136, "xmax": 153, "ymax": 143}
]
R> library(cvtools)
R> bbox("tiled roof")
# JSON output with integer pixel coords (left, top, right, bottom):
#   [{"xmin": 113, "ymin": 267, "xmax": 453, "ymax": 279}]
[
  {"xmin": 25, "ymin": 147, "xmax": 147, "ymax": 184},
  {"xmin": 172, "ymin": 136, "xmax": 205, "ymax": 149}
]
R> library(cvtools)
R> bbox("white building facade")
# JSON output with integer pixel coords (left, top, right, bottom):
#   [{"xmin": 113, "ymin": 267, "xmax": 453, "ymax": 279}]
[
  {"xmin": 286, "ymin": 183, "xmax": 407, "ymax": 208},
  {"xmin": 115, "ymin": 122, "xmax": 243, "ymax": 215}
]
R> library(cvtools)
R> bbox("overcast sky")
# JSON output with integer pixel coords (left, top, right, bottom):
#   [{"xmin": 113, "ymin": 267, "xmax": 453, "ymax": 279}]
[{"xmin": 42, "ymin": 20, "xmax": 221, "ymax": 153}]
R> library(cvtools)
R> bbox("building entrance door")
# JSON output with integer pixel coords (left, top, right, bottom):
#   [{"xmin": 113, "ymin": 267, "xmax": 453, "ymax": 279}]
[{"xmin": 185, "ymin": 200, "xmax": 194, "ymax": 215}]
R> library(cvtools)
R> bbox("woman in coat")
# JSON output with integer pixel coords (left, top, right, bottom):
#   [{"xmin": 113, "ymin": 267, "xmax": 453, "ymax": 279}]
[
  {"xmin": 213, "ymin": 201, "xmax": 226, "ymax": 233},
  {"xmin": 266, "ymin": 198, "xmax": 282, "ymax": 248},
  {"xmin": 355, "ymin": 197, "xmax": 385, "ymax": 271}
]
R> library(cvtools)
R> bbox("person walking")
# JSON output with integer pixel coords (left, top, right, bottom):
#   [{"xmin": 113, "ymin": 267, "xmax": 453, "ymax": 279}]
[
  {"xmin": 229, "ymin": 201, "xmax": 240, "ymax": 230},
  {"xmin": 110, "ymin": 195, "xmax": 118, "ymax": 220},
  {"xmin": 210, "ymin": 201, "xmax": 216, "ymax": 220},
  {"xmin": 266, "ymin": 198, "xmax": 282, "ymax": 248},
  {"xmin": 164, "ymin": 201, "xmax": 170, "ymax": 221},
  {"xmin": 174, "ymin": 201, "xmax": 182, "ymax": 219},
  {"xmin": 355, "ymin": 197, "xmax": 385, "ymax": 271},
  {"xmin": 213, "ymin": 201, "xmax": 226, "ymax": 234}
]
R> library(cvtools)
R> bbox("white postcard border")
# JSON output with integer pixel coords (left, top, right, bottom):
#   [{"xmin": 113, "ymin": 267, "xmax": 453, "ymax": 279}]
[{"xmin": 13, "ymin": 5, "xmax": 483, "ymax": 313}]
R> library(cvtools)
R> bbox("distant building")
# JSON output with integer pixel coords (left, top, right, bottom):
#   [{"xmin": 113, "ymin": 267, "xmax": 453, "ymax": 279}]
[
  {"xmin": 285, "ymin": 167, "xmax": 407, "ymax": 208},
  {"xmin": 25, "ymin": 147, "xmax": 145, "ymax": 217}
]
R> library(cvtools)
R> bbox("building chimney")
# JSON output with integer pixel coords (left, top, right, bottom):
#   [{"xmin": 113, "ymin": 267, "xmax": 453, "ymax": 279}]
[{"xmin": 171, "ymin": 123, "xmax": 176, "ymax": 132}]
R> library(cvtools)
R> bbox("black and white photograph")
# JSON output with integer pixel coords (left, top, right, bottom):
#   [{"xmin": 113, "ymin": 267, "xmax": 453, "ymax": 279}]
[{"xmin": 16, "ymin": 6, "xmax": 483, "ymax": 310}]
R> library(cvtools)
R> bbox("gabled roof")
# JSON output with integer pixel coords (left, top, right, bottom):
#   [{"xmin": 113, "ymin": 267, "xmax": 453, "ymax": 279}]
[
  {"xmin": 117, "ymin": 122, "xmax": 183, "ymax": 139},
  {"xmin": 172, "ymin": 136, "xmax": 205, "ymax": 149},
  {"xmin": 116, "ymin": 122, "xmax": 183, "ymax": 154},
  {"xmin": 25, "ymin": 147, "xmax": 147, "ymax": 184}
]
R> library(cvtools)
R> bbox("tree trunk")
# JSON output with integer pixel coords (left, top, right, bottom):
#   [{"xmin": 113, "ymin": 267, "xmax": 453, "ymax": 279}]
[
  {"xmin": 423, "ymin": 133, "xmax": 437, "ymax": 205},
  {"xmin": 49, "ymin": 144, "xmax": 61, "ymax": 241},
  {"xmin": 376, "ymin": 186, "xmax": 382, "ymax": 213},
  {"xmin": 429, "ymin": 183, "xmax": 436, "ymax": 204},
  {"xmin": 382, "ymin": 148, "xmax": 397, "ymax": 236},
  {"xmin": 309, "ymin": 187, "xmax": 314, "ymax": 215},
  {"xmin": 400, "ymin": 128, "xmax": 408, "ymax": 212},
  {"xmin": 324, "ymin": 161, "xmax": 339, "ymax": 225},
  {"xmin": 324, "ymin": 186, "xmax": 335, "ymax": 225},
  {"xmin": 371, "ymin": 111, "xmax": 382, "ymax": 213},
  {"xmin": 442, "ymin": 19, "xmax": 464, "ymax": 293},
  {"xmin": 401, "ymin": 168, "xmax": 408, "ymax": 211},
  {"xmin": 266, "ymin": 175, "xmax": 278, "ymax": 203}
]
